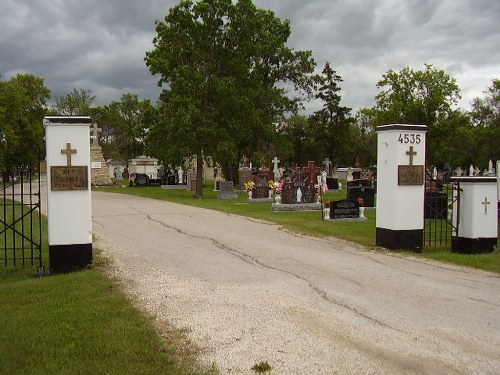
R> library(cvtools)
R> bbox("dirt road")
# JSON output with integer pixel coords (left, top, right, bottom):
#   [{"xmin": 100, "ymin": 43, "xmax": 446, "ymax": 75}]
[{"xmin": 92, "ymin": 191, "xmax": 499, "ymax": 374}]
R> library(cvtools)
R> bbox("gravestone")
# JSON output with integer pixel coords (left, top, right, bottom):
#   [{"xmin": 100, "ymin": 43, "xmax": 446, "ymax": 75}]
[
  {"xmin": 272, "ymin": 156, "xmax": 281, "ymax": 181},
  {"xmin": 347, "ymin": 179, "xmax": 371, "ymax": 189},
  {"xmin": 326, "ymin": 177, "xmax": 339, "ymax": 190},
  {"xmin": 253, "ymin": 175, "xmax": 269, "ymax": 199},
  {"xmin": 330, "ymin": 199, "xmax": 359, "ymax": 219},
  {"xmin": 348, "ymin": 186, "xmax": 376, "ymax": 207},
  {"xmin": 238, "ymin": 168, "xmax": 253, "ymax": 190},
  {"xmin": 301, "ymin": 161, "xmax": 322, "ymax": 183},
  {"xmin": 281, "ymin": 180, "xmax": 315, "ymax": 204},
  {"xmin": 167, "ymin": 174, "xmax": 176, "ymax": 185},
  {"xmin": 217, "ymin": 181, "xmax": 238, "ymax": 199},
  {"xmin": 322, "ymin": 158, "xmax": 332, "ymax": 176}
]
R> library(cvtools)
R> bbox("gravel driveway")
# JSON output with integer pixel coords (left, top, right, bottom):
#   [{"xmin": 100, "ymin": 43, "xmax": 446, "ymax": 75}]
[{"xmin": 92, "ymin": 191, "xmax": 500, "ymax": 375}]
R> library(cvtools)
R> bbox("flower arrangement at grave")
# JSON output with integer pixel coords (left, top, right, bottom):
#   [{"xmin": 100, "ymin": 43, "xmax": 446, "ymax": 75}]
[
  {"xmin": 270, "ymin": 180, "xmax": 285, "ymax": 203},
  {"xmin": 275, "ymin": 180, "xmax": 285, "ymax": 194},
  {"xmin": 244, "ymin": 181, "xmax": 255, "ymax": 199},
  {"xmin": 244, "ymin": 181, "xmax": 255, "ymax": 191},
  {"xmin": 314, "ymin": 183, "xmax": 328, "ymax": 203},
  {"xmin": 357, "ymin": 197, "xmax": 365, "ymax": 207}
]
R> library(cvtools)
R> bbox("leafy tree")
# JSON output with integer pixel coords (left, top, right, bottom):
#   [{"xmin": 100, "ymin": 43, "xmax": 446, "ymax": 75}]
[
  {"xmin": 360, "ymin": 64, "xmax": 462, "ymax": 165},
  {"xmin": 469, "ymin": 79, "xmax": 500, "ymax": 165},
  {"xmin": 92, "ymin": 93, "xmax": 152, "ymax": 161},
  {"xmin": 144, "ymin": 0, "xmax": 315, "ymax": 197},
  {"xmin": 54, "ymin": 88, "xmax": 96, "ymax": 115},
  {"xmin": 277, "ymin": 115, "xmax": 316, "ymax": 165},
  {"xmin": 0, "ymin": 74, "xmax": 50, "ymax": 174}
]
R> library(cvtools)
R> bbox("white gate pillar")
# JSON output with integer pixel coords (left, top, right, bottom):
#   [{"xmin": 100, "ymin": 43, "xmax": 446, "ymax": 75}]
[
  {"xmin": 44, "ymin": 116, "xmax": 92, "ymax": 273},
  {"xmin": 375, "ymin": 124, "xmax": 428, "ymax": 251}
]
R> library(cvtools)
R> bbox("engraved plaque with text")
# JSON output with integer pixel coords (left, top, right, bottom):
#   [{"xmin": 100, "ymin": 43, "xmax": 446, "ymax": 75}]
[
  {"xmin": 398, "ymin": 165, "xmax": 424, "ymax": 185},
  {"xmin": 51, "ymin": 166, "xmax": 89, "ymax": 191}
]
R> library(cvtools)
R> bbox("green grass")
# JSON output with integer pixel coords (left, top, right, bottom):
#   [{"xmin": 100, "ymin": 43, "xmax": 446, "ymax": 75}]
[
  {"xmin": 95, "ymin": 180, "xmax": 499, "ymax": 273},
  {"xmin": 0, "ymin": 266, "xmax": 215, "ymax": 375},
  {"xmin": 0, "ymin": 199, "xmax": 216, "ymax": 375}
]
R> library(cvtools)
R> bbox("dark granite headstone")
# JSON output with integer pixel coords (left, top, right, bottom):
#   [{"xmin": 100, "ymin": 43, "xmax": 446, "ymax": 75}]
[
  {"xmin": 347, "ymin": 179, "xmax": 371, "ymax": 189},
  {"xmin": 253, "ymin": 175, "xmax": 269, "ymax": 199},
  {"xmin": 326, "ymin": 177, "xmax": 339, "ymax": 190},
  {"xmin": 330, "ymin": 199, "xmax": 359, "ymax": 219},
  {"xmin": 281, "ymin": 181, "xmax": 315, "ymax": 204},
  {"xmin": 167, "ymin": 175, "xmax": 176, "ymax": 185},
  {"xmin": 238, "ymin": 168, "xmax": 253, "ymax": 190},
  {"xmin": 348, "ymin": 186, "xmax": 375, "ymax": 207}
]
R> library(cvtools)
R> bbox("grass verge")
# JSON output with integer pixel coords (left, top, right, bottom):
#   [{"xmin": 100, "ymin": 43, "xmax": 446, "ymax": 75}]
[{"xmin": 96, "ymin": 180, "xmax": 499, "ymax": 273}]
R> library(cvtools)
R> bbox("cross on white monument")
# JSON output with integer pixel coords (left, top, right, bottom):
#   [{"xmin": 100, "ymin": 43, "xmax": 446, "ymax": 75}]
[
  {"xmin": 322, "ymin": 158, "xmax": 332, "ymax": 175},
  {"xmin": 481, "ymin": 197, "xmax": 490, "ymax": 215},
  {"xmin": 406, "ymin": 146, "xmax": 417, "ymax": 165},
  {"xmin": 90, "ymin": 123, "xmax": 102, "ymax": 145},
  {"xmin": 61, "ymin": 143, "xmax": 77, "ymax": 166}
]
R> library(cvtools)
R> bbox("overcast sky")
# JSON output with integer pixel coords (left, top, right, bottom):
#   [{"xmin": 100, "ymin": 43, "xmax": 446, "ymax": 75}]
[{"xmin": 1, "ymin": 0, "xmax": 499, "ymax": 114}]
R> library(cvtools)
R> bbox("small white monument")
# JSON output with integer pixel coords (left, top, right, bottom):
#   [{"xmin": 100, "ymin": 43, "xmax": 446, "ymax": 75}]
[
  {"xmin": 376, "ymin": 124, "xmax": 428, "ymax": 251},
  {"xmin": 44, "ymin": 116, "xmax": 92, "ymax": 273}
]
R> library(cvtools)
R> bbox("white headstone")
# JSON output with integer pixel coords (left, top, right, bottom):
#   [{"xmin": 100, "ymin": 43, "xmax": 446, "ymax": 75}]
[{"xmin": 178, "ymin": 168, "xmax": 184, "ymax": 184}]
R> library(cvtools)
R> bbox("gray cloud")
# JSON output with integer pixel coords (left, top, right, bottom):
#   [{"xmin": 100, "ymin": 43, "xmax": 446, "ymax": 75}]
[{"xmin": 1, "ymin": 0, "xmax": 498, "ymax": 112}]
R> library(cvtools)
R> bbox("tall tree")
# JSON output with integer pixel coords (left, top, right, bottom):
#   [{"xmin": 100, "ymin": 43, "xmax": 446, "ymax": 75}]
[
  {"xmin": 145, "ymin": 0, "xmax": 315, "ymax": 198},
  {"xmin": 309, "ymin": 62, "xmax": 354, "ymax": 165},
  {"xmin": 54, "ymin": 88, "xmax": 96, "ymax": 115},
  {"xmin": 0, "ymin": 74, "xmax": 50, "ymax": 173}
]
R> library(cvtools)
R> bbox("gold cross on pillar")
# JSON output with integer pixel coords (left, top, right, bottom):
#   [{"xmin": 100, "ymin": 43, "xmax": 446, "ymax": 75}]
[
  {"xmin": 482, "ymin": 197, "xmax": 490, "ymax": 215},
  {"xmin": 406, "ymin": 146, "xmax": 417, "ymax": 165},
  {"xmin": 61, "ymin": 143, "xmax": 77, "ymax": 166}
]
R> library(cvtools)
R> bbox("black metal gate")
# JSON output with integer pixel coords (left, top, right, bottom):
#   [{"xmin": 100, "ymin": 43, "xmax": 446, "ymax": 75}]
[
  {"xmin": 1, "ymin": 163, "xmax": 43, "ymax": 268},
  {"xmin": 423, "ymin": 169, "xmax": 460, "ymax": 248}
]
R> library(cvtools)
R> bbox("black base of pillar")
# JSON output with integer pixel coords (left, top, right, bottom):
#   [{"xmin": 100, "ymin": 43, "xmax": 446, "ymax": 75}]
[
  {"xmin": 376, "ymin": 227, "xmax": 423, "ymax": 252},
  {"xmin": 49, "ymin": 243, "xmax": 93, "ymax": 274},
  {"xmin": 452, "ymin": 237, "xmax": 497, "ymax": 254}
]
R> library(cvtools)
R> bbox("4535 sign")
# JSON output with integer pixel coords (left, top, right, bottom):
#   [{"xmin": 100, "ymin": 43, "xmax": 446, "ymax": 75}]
[{"xmin": 398, "ymin": 133, "xmax": 422, "ymax": 144}]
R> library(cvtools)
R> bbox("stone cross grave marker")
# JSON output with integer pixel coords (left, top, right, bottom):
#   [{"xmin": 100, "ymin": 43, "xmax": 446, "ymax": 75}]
[
  {"xmin": 322, "ymin": 158, "xmax": 332, "ymax": 176},
  {"xmin": 302, "ymin": 161, "xmax": 322, "ymax": 183},
  {"xmin": 272, "ymin": 156, "xmax": 280, "ymax": 181},
  {"xmin": 90, "ymin": 122, "xmax": 102, "ymax": 145}
]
